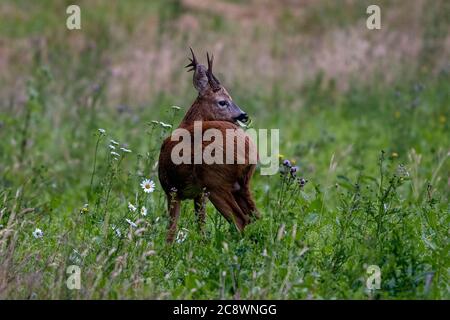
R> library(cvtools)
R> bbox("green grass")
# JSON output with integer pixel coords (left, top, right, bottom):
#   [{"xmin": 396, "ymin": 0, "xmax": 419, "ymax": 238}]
[{"xmin": 0, "ymin": 0, "xmax": 449, "ymax": 300}]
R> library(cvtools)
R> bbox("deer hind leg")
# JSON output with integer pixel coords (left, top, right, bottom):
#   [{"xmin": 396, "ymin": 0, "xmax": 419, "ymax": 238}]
[
  {"xmin": 208, "ymin": 191, "xmax": 250, "ymax": 231},
  {"xmin": 233, "ymin": 165, "xmax": 260, "ymax": 219},
  {"xmin": 233, "ymin": 188, "xmax": 260, "ymax": 219},
  {"xmin": 166, "ymin": 195, "xmax": 181, "ymax": 243},
  {"xmin": 194, "ymin": 192, "xmax": 207, "ymax": 234}
]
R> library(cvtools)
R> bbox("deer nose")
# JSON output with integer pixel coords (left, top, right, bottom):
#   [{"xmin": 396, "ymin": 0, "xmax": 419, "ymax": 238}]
[{"xmin": 235, "ymin": 112, "xmax": 249, "ymax": 123}]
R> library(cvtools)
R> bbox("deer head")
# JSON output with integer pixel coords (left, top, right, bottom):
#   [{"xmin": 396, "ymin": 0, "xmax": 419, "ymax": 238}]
[{"xmin": 181, "ymin": 48, "xmax": 249, "ymax": 126}]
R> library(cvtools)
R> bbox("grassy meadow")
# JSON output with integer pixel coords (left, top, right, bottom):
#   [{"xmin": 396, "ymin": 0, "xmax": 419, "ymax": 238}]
[{"xmin": 0, "ymin": 0, "xmax": 449, "ymax": 299}]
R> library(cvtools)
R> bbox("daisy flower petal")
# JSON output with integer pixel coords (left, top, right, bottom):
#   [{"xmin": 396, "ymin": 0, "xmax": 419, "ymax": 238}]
[
  {"xmin": 33, "ymin": 228, "xmax": 44, "ymax": 239},
  {"xmin": 120, "ymin": 147, "xmax": 132, "ymax": 153},
  {"xmin": 140, "ymin": 179, "xmax": 156, "ymax": 193},
  {"xmin": 128, "ymin": 202, "xmax": 137, "ymax": 212},
  {"xmin": 125, "ymin": 218, "xmax": 137, "ymax": 228}
]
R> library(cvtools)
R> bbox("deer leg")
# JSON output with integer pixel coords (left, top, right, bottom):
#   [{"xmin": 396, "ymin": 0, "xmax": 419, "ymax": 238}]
[
  {"xmin": 208, "ymin": 191, "xmax": 250, "ymax": 231},
  {"xmin": 194, "ymin": 193, "xmax": 207, "ymax": 234},
  {"xmin": 234, "ymin": 187, "xmax": 260, "ymax": 219},
  {"xmin": 166, "ymin": 195, "xmax": 181, "ymax": 243}
]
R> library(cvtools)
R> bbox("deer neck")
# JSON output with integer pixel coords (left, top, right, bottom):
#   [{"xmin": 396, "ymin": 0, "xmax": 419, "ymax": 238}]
[{"xmin": 179, "ymin": 99, "xmax": 212, "ymax": 127}]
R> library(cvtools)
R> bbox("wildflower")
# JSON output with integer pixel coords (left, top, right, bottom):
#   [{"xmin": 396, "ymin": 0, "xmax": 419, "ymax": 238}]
[
  {"xmin": 396, "ymin": 164, "xmax": 410, "ymax": 177},
  {"xmin": 111, "ymin": 151, "xmax": 120, "ymax": 157},
  {"xmin": 120, "ymin": 147, "xmax": 132, "ymax": 153},
  {"xmin": 159, "ymin": 121, "xmax": 172, "ymax": 129},
  {"xmin": 151, "ymin": 120, "xmax": 159, "ymax": 125},
  {"xmin": 98, "ymin": 128, "xmax": 106, "ymax": 134},
  {"xmin": 33, "ymin": 228, "xmax": 44, "ymax": 239},
  {"xmin": 291, "ymin": 159, "xmax": 297, "ymax": 165},
  {"xmin": 290, "ymin": 166, "xmax": 298, "ymax": 176},
  {"xmin": 128, "ymin": 202, "xmax": 137, "ymax": 212},
  {"xmin": 141, "ymin": 179, "xmax": 156, "ymax": 193},
  {"xmin": 278, "ymin": 154, "xmax": 284, "ymax": 159},
  {"xmin": 126, "ymin": 218, "xmax": 137, "ymax": 228},
  {"xmin": 80, "ymin": 203, "xmax": 89, "ymax": 214},
  {"xmin": 282, "ymin": 159, "xmax": 291, "ymax": 167},
  {"xmin": 171, "ymin": 105, "xmax": 181, "ymax": 110},
  {"xmin": 176, "ymin": 229, "xmax": 188, "ymax": 243},
  {"xmin": 392, "ymin": 152, "xmax": 398, "ymax": 158},
  {"xmin": 110, "ymin": 139, "xmax": 119, "ymax": 146},
  {"xmin": 141, "ymin": 206, "xmax": 148, "ymax": 216},
  {"xmin": 69, "ymin": 249, "xmax": 82, "ymax": 264},
  {"xmin": 109, "ymin": 144, "xmax": 116, "ymax": 150},
  {"xmin": 111, "ymin": 225, "xmax": 122, "ymax": 237},
  {"xmin": 298, "ymin": 178, "xmax": 308, "ymax": 188}
]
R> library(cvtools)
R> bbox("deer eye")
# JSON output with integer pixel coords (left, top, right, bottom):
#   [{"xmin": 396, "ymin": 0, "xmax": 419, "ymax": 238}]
[{"xmin": 218, "ymin": 100, "xmax": 228, "ymax": 107}]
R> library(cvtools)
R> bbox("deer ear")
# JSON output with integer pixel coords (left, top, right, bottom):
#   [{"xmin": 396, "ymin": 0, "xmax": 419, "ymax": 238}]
[{"xmin": 192, "ymin": 65, "xmax": 209, "ymax": 95}]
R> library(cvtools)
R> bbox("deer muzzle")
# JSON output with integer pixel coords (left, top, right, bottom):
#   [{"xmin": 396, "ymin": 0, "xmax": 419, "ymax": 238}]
[{"xmin": 234, "ymin": 112, "xmax": 249, "ymax": 124}]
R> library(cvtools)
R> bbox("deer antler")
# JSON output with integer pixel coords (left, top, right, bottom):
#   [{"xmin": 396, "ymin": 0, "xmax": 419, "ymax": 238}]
[
  {"xmin": 206, "ymin": 52, "xmax": 221, "ymax": 92},
  {"xmin": 185, "ymin": 47, "xmax": 198, "ymax": 72}
]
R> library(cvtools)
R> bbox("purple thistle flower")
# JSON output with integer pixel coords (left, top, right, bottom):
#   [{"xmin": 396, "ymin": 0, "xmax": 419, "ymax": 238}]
[
  {"xmin": 298, "ymin": 178, "xmax": 308, "ymax": 188},
  {"xmin": 282, "ymin": 159, "xmax": 291, "ymax": 167},
  {"xmin": 290, "ymin": 166, "xmax": 298, "ymax": 176}
]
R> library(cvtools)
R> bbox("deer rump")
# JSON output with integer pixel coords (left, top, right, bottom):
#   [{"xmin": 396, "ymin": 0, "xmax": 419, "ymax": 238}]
[{"xmin": 158, "ymin": 121, "xmax": 259, "ymax": 228}]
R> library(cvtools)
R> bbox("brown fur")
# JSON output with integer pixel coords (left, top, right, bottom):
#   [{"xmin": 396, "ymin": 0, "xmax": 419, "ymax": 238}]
[{"xmin": 158, "ymin": 54, "xmax": 259, "ymax": 242}]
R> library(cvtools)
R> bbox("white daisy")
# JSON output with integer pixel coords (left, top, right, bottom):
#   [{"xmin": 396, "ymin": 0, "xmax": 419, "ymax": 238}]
[
  {"xmin": 110, "ymin": 139, "xmax": 119, "ymax": 146},
  {"xmin": 126, "ymin": 218, "xmax": 137, "ymax": 228},
  {"xmin": 111, "ymin": 151, "xmax": 120, "ymax": 157},
  {"xmin": 109, "ymin": 144, "xmax": 116, "ymax": 150},
  {"xmin": 128, "ymin": 202, "xmax": 137, "ymax": 212},
  {"xmin": 33, "ymin": 228, "xmax": 44, "ymax": 239},
  {"xmin": 171, "ymin": 105, "xmax": 181, "ymax": 110},
  {"xmin": 140, "ymin": 207, "xmax": 148, "ymax": 216},
  {"xmin": 98, "ymin": 128, "xmax": 106, "ymax": 134},
  {"xmin": 140, "ymin": 179, "xmax": 156, "ymax": 193},
  {"xmin": 120, "ymin": 147, "xmax": 132, "ymax": 153},
  {"xmin": 151, "ymin": 120, "xmax": 159, "ymax": 125}
]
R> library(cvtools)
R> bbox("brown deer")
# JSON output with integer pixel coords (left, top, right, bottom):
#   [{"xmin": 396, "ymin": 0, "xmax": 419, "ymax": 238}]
[{"xmin": 158, "ymin": 49, "xmax": 260, "ymax": 243}]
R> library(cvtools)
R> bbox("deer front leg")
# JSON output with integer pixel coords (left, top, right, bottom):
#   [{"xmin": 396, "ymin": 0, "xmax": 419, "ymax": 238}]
[
  {"xmin": 194, "ymin": 192, "xmax": 207, "ymax": 234},
  {"xmin": 166, "ymin": 195, "xmax": 181, "ymax": 243}
]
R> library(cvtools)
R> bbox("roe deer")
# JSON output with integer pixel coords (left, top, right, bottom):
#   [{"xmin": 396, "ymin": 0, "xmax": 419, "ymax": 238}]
[{"xmin": 158, "ymin": 49, "xmax": 260, "ymax": 243}]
